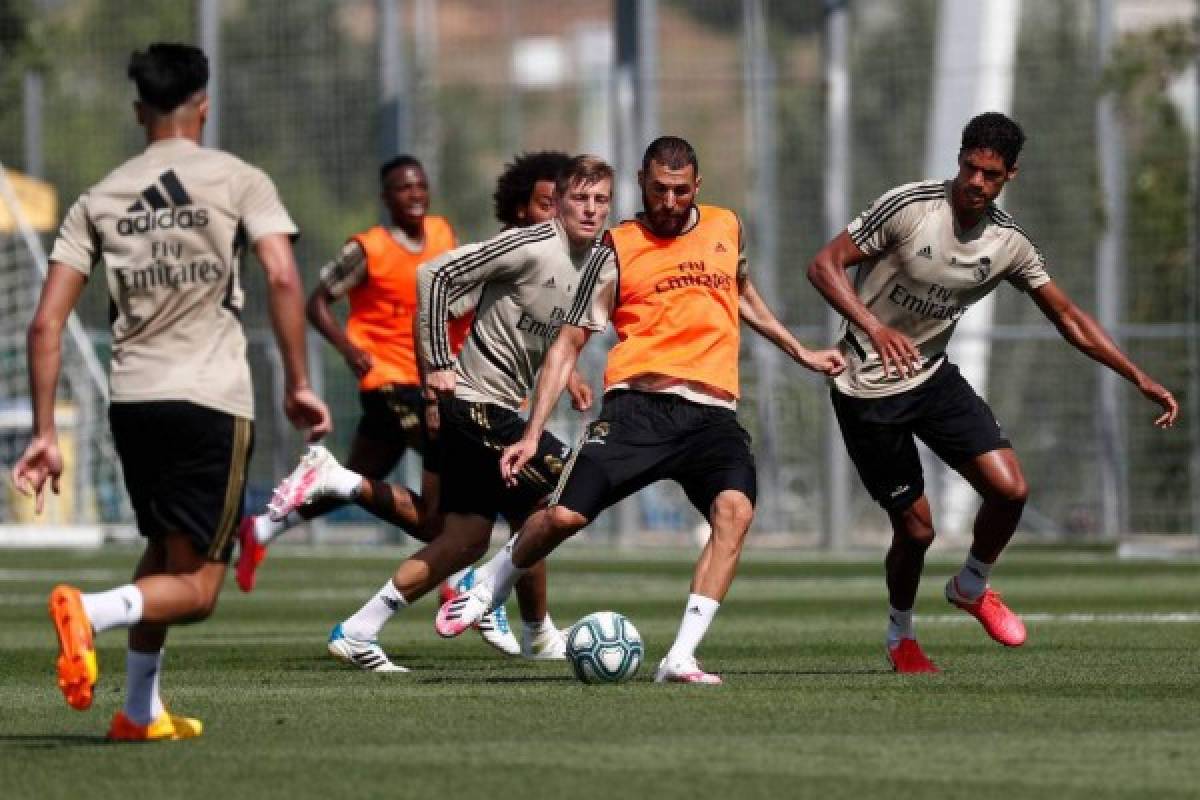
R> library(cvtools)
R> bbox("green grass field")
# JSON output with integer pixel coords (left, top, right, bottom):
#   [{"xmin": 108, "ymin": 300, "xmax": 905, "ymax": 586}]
[{"xmin": 1, "ymin": 545, "xmax": 1198, "ymax": 799}]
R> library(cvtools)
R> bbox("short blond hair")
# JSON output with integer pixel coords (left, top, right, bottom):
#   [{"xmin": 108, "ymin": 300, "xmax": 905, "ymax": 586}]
[{"xmin": 555, "ymin": 154, "xmax": 614, "ymax": 196}]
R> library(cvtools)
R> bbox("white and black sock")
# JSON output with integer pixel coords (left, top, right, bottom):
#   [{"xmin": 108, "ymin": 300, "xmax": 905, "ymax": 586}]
[
  {"xmin": 342, "ymin": 580, "xmax": 408, "ymax": 641},
  {"xmin": 81, "ymin": 585, "xmax": 143, "ymax": 634},
  {"xmin": 664, "ymin": 593, "xmax": 720, "ymax": 666}
]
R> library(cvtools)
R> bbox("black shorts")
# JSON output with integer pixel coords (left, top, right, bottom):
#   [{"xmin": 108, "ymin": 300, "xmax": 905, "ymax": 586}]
[
  {"xmin": 109, "ymin": 401, "xmax": 255, "ymax": 562},
  {"xmin": 831, "ymin": 359, "xmax": 1011, "ymax": 512},
  {"xmin": 438, "ymin": 398, "xmax": 570, "ymax": 529},
  {"xmin": 553, "ymin": 390, "xmax": 757, "ymax": 522},
  {"xmin": 357, "ymin": 384, "xmax": 441, "ymax": 473}
]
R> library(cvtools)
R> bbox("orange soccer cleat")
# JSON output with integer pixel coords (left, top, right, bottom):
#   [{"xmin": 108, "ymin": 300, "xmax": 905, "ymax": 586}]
[{"xmin": 48, "ymin": 585, "xmax": 98, "ymax": 711}]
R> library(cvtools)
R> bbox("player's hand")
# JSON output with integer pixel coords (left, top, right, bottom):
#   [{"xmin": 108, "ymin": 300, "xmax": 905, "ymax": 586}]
[
  {"xmin": 867, "ymin": 325, "xmax": 922, "ymax": 379},
  {"xmin": 343, "ymin": 346, "xmax": 373, "ymax": 379},
  {"xmin": 11, "ymin": 435, "xmax": 63, "ymax": 515},
  {"xmin": 566, "ymin": 372, "xmax": 593, "ymax": 412},
  {"xmin": 426, "ymin": 369, "xmax": 457, "ymax": 398},
  {"xmin": 797, "ymin": 348, "xmax": 846, "ymax": 376},
  {"xmin": 499, "ymin": 437, "xmax": 539, "ymax": 487},
  {"xmin": 424, "ymin": 395, "xmax": 441, "ymax": 438},
  {"xmin": 285, "ymin": 386, "xmax": 333, "ymax": 442},
  {"xmin": 1138, "ymin": 378, "xmax": 1179, "ymax": 428}
]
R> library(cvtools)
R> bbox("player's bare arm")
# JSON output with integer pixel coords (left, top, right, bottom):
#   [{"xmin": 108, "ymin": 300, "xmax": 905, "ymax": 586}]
[
  {"xmin": 305, "ymin": 270, "xmax": 373, "ymax": 379},
  {"xmin": 11, "ymin": 262, "xmax": 87, "ymax": 512},
  {"xmin": 565, "ymin": 368, "xmax": 593, "ymax": 411},
  {"xmin": 500, "ymin": 324, "xmax": 592, "ymax": 485},
  {"xmin": 737, "ymin": 276, "xmax": 844, "ymax": 376},
  {"xmin": 256, "ymin": 233, "xmax": 332, "ymax": 439},
  {"xmin": 807, "ymin": 230, "xmax": 923, "ymax": 379},
  {"xmin": 1031, "ymin": 280, "xmax": 1178, "ymax": 427}
]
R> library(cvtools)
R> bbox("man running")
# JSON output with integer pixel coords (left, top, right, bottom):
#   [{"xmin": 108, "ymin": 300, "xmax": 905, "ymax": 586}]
[
  {"xmin": 11, "ymin": 43, "xmax": 331, "ymax": 740},
  {"xmin": 805, "ymin": 112, "xmax": 1178, "ymax": 672},
  {"xmin": 436, "ymin": 136, "xmax": 844, "ymax": 685},
  {"xmin": 270, "ymin": 155, "xmax": 616, "ymax": 671},
  {"xmin": 235, "ymin": 155, "xmax": 461, "ymax": 592}
]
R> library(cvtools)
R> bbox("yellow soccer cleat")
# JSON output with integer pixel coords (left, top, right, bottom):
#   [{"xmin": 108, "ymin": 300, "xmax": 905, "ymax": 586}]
[
  {"xmin": 48, "ymin": 585, "xmax": 99, "ymax": 711},
  {"xmin": 167, "ymin": 713, "xmax": 204, "ymax": 739},
  {"xmin": 107, "ymin": 710, "xmax": 204, "ymax": 741}
]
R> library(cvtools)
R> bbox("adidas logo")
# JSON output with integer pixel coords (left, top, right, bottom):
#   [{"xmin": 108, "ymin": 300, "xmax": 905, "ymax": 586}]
[
  {"xmin": 715, "ymin": 242, "xmax": 728, "ymax": 253},
  {"xmin": 542, "ymin": 276, "xmax": 557, "ymax": 289},
  {"xmin": 916, "ymin": 245, "xmax": 933, "ymax": 259},
  {"xmin": 117, "ymin": 169, "xmax": 209, "ymax": 236}
]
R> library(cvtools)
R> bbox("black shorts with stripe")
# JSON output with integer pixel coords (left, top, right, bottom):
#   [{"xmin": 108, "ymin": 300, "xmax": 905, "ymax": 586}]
[
  {"xmin": 356, "ymin": 384, "xmax": 441, "ymax": 473},
  {"xmin": 831, "ymin": 359, "xmax": 1011, "ymax": 512},
  {"xmin": 110, "ymin": 401, "xmax": 254, "ymax": 562},
  {"xmin": 553, "ymin": 390, "xmax": 758, "ymax": 522},
  {"xmin": 438, "ymin": 398, "xmax": 570, "ymax": 529}
]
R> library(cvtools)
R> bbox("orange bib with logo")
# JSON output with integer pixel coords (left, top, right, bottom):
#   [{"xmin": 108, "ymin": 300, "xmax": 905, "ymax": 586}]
[
  {"xmin": 346, "ymin": 217, "xmax": 468, "ymax": 389},
  {"xmin": 604, "ymin": 205, "xmax": 741, "ymax": 397}
]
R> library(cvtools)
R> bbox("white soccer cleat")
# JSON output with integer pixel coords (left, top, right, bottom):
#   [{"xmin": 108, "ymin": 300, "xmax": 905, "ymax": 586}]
[
  {"xmin": 653, "ymin": 656, "xmax": 723, "ymax": 685},
  {"xmin": 476, "ymin": 606, "xmax": 521, "ymax": 656},
  {"xmin": 435, "ymin": 582, "xmax": 495, "ymax": 638},
  {"xmin": 267, "ymin": 445, "xmax": 341, "ymax": 521},
  {"xmin": 327, "ymin": 624, "xmax": 409, "ymax": 673},
  {"xmin": 522, "ymin": 625, "xmax": 568, "ymax": 660}
]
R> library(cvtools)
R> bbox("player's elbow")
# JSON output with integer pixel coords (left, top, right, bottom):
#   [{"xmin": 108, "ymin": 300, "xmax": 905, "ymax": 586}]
[
  {"xmin": 27, "ymin": 313, "xmax": 64, "ymax": 350},
  {"xmin": 806, "ymin": 257, "xmax": 833, "ymax": 291}
]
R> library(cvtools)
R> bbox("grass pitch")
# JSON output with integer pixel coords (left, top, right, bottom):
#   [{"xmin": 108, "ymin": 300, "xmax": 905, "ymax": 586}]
[{"xmin": 1, "ymin": 545, "xmax": 1198, "ymax": 799}]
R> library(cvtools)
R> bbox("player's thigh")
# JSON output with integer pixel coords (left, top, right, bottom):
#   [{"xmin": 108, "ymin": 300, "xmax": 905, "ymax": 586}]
[
  {"xmin": 912, "ymin": 362, "xmax": 1012, "ymax": 472},
  {"xmin": 830, "ymin": 389, "xmax": 924, "ymax": 512},
  {"xmin": 110, "ymin": 401, "xmax": 254, "ymax": 564},
  {"xmin": 351, "ymin": 385, "xmax": 420, "ymax": 477},
  {"xmin": 670, "ymin": 416, "xmax": 758, "ymax": 520}
]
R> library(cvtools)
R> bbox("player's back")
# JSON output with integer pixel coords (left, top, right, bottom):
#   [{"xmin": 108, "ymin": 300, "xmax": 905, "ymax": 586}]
[{"xmin": 52, "ymin": 138, "xmax": 296, "ymax": 419}]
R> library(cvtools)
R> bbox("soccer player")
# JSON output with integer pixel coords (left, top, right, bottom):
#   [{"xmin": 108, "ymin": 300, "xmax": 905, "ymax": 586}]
[
  {"xmin": 10, "ymin": 43, "xmax": 331, "ymax": 740},
  {"xmin": 270, "ymin": 155, "xmax": 616, "ymax": 671},
  {"xmin": 805, "ymin": 112, "xmax": 1178, "ymax": 673},
  {"xmin": 235, "ymin": 155, "xmax": 462, "ymax": 593},
  {"xmin": 436, "ymin": 136, "xmax": 846, "ymax": 685}
]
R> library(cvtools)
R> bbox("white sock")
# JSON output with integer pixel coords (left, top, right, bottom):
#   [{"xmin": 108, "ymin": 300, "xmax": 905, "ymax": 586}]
[
  {"xmin": 254, "ymin": 511, "xmax": 302, "ymax": 546},
  {"xmin": 488, "ymin": 540, "xmax": 528, "ymax": 606},
  {"xmin": 342, "ymin": 580, "xmax": 408, "ymax": 641},
  {"xmin": 123, "ymin": 648, "xmax": 166, "ymax": 725},
  {"xmin": 81, "ymin": 585, "xmax": 143, "ymax": 634},
  {"xmin": 665, "ymin": 593, "xmax": 720, "ymax": 666},
  {"xmin": 887, "ymin": 607, "xmax": 915, "ymax": 647},
  {"xmin": 523, "ymin": 613, "xmax": 556, "ymax": 637},
  {"xmin": 955, "ymin": 554, "xmax": 993, "ymax": 600}
]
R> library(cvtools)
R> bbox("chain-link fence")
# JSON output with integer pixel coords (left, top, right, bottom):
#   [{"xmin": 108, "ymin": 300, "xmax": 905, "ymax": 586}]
[{"xmin": 0, "ymin": 0, "xmax": 1196, "ymax": 546}]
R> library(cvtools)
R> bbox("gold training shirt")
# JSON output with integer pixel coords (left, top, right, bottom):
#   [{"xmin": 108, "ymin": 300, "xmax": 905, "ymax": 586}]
[
  {"xmin": 833, "ymin": 180, "xmax": 1050, "ymax": 399},
  {"xmin": 49, "ymin": 137, "xmax": 298, "ymax": 419}
]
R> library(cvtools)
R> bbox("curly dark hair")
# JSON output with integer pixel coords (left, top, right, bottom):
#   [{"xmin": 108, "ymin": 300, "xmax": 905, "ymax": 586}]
[
  {"xmin": 127, "ymin": 43, "xmax": 209, "ymax": 113},
  {"xmin": 493, "ymin": 150, "xmax": 571, "ymax": 228},
  {"xmin": 960, "ymin": 112, "xmax": 1026, "ymax": 170}
]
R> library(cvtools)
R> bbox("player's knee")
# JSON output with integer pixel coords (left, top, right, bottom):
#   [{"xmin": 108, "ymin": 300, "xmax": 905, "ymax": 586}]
[
  {"xmin": 709, "ymin": 492, "xmax": 755, "ymax": 536},
  {"xmin": 892, "ymin": 504, "xmax": 935, "ymax": 548},
  {"xmin": 548, "ymin": 505, "xmax": 588, "ymax": 534},
  {"xmin": 984, "ymin": 475, "xmax": 1028, "ymax": 507}
]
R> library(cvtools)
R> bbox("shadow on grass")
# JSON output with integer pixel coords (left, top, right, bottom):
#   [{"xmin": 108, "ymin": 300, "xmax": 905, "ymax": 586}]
[
  {"xmin": 0, "ymin": 734, "xmax": 110, "ymax": 749},
  {"xmin": 724, "ymin": 667, "xmax": 895, "ymax": 676}
]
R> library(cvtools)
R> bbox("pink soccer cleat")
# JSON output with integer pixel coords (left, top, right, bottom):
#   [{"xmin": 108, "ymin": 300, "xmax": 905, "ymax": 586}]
[
  {"xmin": 887, "ymin": 638, "xmax": 940, "ymax": 674},
  {"xmin": 235, "ymin": 516, "xmax": 266, "ymax": 593},
  {"xmin": 945, "ymin": 578, "xmax": 1027, "ymax": 647},
  {"xmin": 653, "ymin": 657, "xmax": 723, "ymax": 685}
]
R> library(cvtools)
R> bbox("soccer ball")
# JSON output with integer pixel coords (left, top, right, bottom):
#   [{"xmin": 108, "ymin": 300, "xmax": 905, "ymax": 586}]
[{"xmin": 565, "ymin": 611, "xmax": 643, "ymax": 684}]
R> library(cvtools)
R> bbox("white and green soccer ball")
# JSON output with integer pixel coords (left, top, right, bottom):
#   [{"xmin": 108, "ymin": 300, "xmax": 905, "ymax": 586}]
[{"xmin": 565, "ymin": 611, "xmax": 643, "ymax": 684}]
